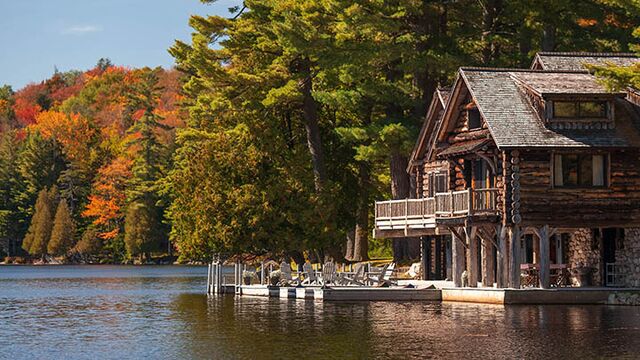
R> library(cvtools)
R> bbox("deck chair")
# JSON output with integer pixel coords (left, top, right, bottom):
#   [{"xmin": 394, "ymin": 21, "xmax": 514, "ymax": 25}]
[
  {"xmin": 321, "ymin": 261, "xmax": 337, "ymax": 286},
  {"xmin": 339, "ymin": 262, "xmax": 367, "ymax": 286},
  {"xmin": 367, "ymin": 262, "xmax": 397, "ymax": 287},
  {"xmin": 301, "ymin": 262, "xmax": 318, "ymax": 285},
  {"xmin": 279, "ymin": 261, "xmax": 297, "ymax": 286}
]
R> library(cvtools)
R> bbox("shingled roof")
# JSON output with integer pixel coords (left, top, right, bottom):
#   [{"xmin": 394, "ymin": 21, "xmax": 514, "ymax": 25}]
[
  {"xmin": 454, "ymin": 68, "xmax": 640, "ymax": 148},
  {"xmin": 531, "ymin": 52, "xmax": 640, "ymax": 71},
  {"xmin": 511, "ymin": 71, "xmax": 623, "ymax": 96}
]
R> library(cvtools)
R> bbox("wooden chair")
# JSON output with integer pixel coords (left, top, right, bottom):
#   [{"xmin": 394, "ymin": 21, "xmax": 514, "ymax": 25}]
[
  {"xmin": 339, "ymin": 262, "xmax": 367, "ymax": 286},
  {"xmin": 321, "ymin": 261, "xmax": 337, "ymax": 286},
  {"xmin": 301, "ymin": 262, "xmax": 318, "ymax": 285},
  {"xmin": 279, "ymin": 261, "xmax": 300, "ymax": 286},
  {"xmin": 367, "ymin": 263, "xmax": 397, "ymax": 287}
]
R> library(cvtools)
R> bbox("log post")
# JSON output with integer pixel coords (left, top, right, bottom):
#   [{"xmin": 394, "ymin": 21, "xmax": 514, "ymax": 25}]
[
  {"xmin": 509, "ymin": 226, "xmax": 521, "ymax": 288},
  {"xmin": 451, "ymin": 232, "xmax": 465, "ymax": 287},
  {"xmin": 481, "ymin": 231, "xmax": 496, "ymax": 287},
  {"xmin": 496, "ymin": 225, "xmax": 509, "ymax": 288},
  {"xmin": 538, "ymin": 225, "xmax": 551, "ymax": 289},
  {"xmin": 465, "ymin": 224, "xmax": 478, "ymax": 288},
  {"xmin": 420, "ymin": 236, "xmax": 429, "ymax": 280}
]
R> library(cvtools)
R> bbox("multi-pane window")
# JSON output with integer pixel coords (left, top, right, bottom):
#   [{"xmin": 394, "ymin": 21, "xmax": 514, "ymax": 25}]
[
  {"xmin": 553, "ymin": 101, "xmax": 607, "ymax": 119},
  {"xmin": 553, "ymin": 154, "xmax": 607, "ymax": 187},
  {"xmin": 428, "ymin": 172, "xmax": 447, "ymax": 197}
]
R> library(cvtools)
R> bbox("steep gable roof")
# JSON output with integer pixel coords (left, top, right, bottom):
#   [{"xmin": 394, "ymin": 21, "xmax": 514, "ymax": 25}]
[
  {"xmin": 531, "ymin": 52, "xmax": 640, "ymax": 71},
  {"xmin": 436, "ymin": 68, "xmax": 640, "ymax": 148},
  {"xmin": 408, "ymin": 88, "xmax": 450, "ymax": 171}
]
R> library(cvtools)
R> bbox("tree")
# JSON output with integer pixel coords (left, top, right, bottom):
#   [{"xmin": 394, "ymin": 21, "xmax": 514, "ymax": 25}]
[
  {"xmin": 73, "ymin": 226, "xmax": 103, "ymax": 258},
  {"xmin": 0, "ymin": 132, "xmax": 21, "ymax": 256},
  {"xmin": 124, "ymin": 199, "xmax": 162, "ymax": 260},
  {"xmin": 48, "ymin": 199, "xmax": 76, "ymax": 256},
  {"xmin": 22, "ymin": 187, "xmax": 57, "ymax": 257}
]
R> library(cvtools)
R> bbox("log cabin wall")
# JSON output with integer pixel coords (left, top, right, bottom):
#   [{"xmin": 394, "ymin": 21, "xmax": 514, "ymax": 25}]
[
  {"xmin": 516, "ymin": 149, "xmax": 640, "ymax": 227},
  {"xmin": 420, "ymin": 160, "xmax": 450, "ymax": 198}
]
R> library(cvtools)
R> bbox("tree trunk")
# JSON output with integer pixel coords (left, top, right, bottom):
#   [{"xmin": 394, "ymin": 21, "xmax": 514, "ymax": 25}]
[
  {"xmin": 542, "ymin": 23, "xmax": 556, "ymax": 51},
  {"xmin": 344, "ymin": 229, "xmax": 354, "ymax": 261},
  {"xmin": 298, "ymin": 57, "xmax": 326, "ymax": 193},
  {"xmin": 482, "ymin": 0, "xmax": 503, "ymax": 65},
  {"xmin": 352, "ymin": 162, "xmax": 370, "ymax": 262}
]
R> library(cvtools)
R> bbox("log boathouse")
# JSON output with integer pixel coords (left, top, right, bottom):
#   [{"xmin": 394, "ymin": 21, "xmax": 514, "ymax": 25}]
[{"xmin": 375, "ymin": 52, "xmax": 640, "ymax": 296}]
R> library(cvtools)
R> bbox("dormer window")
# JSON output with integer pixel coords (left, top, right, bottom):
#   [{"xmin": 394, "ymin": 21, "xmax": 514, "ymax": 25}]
[
  {"xmin": 553, "ymin": 101, "xmax": 608, "ymax": 119},
  {"xmin": 468, "ymin": 109, "xmax": 481, "ymax": 130}
]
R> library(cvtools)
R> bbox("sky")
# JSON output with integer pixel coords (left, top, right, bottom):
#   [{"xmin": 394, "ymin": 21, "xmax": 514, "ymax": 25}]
[{"xmin": 0, "ymin": 0, "xmax": 241, "ymax": 89}]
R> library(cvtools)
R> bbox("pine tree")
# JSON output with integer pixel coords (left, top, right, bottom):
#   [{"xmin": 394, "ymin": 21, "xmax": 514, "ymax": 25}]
[
  {"xmin": 22, "ymin": 187, "xmax": 57, "ymax": 257},
  {"xmin": 48, "ymin": 199, "xmax": 76, "ymax": 256},
  {"xmin": 124, "ymin": 199, "xmax": 161, "ymax": 260}
]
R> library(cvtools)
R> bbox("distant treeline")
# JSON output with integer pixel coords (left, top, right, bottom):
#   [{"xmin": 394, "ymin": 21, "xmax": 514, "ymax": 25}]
[{"xmin": 1, "ymin": 0, "xmax": 639, "ymax": 263}]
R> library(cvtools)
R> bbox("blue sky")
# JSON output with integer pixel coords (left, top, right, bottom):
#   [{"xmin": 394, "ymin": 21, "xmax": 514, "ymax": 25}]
[{"xmin": 0, "ymin": 0, "xmax": 240, "ymax": 89}]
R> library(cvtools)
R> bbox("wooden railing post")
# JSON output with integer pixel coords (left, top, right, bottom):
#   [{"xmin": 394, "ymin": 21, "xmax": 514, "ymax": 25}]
[
  {"xmin": 449, "ymin": 191, "xmax": 454, "ymax": 216},
  {"xmin": 405, "ymin": 199, "xmax": 409, "ymax": 229},
  {"xmin": 468, "ymin": 187, "xmax": 474, "ymax": 216}
]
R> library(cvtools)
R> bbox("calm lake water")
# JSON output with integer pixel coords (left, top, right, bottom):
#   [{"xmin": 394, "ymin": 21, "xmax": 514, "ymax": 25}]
[{"xmin": 2, "ymin": 266, "xmax": 640, "ymax": 359}]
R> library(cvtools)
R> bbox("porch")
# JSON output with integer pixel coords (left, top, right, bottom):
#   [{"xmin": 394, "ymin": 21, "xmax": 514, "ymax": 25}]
[{"xmin": 373, "ymin": 188, "xmax": 500, "ymax": 238}]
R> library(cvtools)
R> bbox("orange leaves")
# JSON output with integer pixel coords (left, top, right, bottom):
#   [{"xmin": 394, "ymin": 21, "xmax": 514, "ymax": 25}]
[
  {"xmin": 577, "ymin": 18, "xmax": 598, "ymax": 27},
  {"xmin": 32, "ymin": 110, "xmax": 95, "ymax": 161},
  {"xmin": 82, "ymin": 157, "xmax": 133, "ymax": 240}
]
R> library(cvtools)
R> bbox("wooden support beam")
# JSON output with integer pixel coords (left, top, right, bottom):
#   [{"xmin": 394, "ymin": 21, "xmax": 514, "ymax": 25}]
[
  {"xmin": 450, "ymin": 231, "xmax": 465, "ymax": 287},
  {"xmin": 496, "ymin": 225, "xmax": 508, "ymax": 288},
  {"xmin": 538, "ymin": 225, "xmax": 551, "ymax": 289},
  {"xmin": 509, "ymin": 226, "xmax": 521, "ymax": 288},
  {"xmin": 478, "ymin": 227, "xmax": 496, "ymax": 287},
  {"xmin": 465, "ymin": 224, "xmax": 478, "ymax": 288}
]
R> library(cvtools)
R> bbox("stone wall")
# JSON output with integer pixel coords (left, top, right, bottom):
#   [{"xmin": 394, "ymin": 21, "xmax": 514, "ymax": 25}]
[
  {"xmin": 616, "ymin": 228, "xmax": 640, "ymax": 288},
  {"xmin": 566, "ymin": 228, "xmax": 601, "ymax": 286}
]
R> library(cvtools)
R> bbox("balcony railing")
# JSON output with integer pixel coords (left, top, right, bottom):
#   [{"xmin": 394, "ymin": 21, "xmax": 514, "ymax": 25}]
[{"xmin": 375, "ymin": 188, "xmax": 500, "ymax": 232}]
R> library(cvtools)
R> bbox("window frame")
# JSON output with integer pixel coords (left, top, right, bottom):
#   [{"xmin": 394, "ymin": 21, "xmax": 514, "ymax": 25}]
[
  {"xmin": 551, "ymin": 152, "xmax": 610, "ymax": 189},
  {"xmin": 467, "ymin": 109, "xmax": 482, "ymax": 130},
  {"xmin": 552, "ymin": 100, "xmax": 609, "ymax": 120}
]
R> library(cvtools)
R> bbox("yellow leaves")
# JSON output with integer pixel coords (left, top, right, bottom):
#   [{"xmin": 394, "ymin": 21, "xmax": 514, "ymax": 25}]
[{"xmin": 31, "ymin": 110, "xmax": 95, "ymax": 161}]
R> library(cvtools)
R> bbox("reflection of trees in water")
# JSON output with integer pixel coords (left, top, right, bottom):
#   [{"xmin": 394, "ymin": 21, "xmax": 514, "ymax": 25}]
[{"xmin": 170, "ymin": 294, "xmax": 374, "ymax": 359}]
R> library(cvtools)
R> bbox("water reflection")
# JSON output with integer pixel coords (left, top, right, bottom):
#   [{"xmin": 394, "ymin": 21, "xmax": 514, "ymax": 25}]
[{"xmin": 1, "ymin": 266, "xmax": 639, "ymax": 359}]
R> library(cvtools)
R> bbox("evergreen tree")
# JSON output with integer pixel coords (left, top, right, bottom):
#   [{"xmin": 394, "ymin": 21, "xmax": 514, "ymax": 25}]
[
  {"xmin": 22, "ymin": 187, "xmax": 57, "ymax": 257},
  {"xmin": 123, "ymin": 68, "xmax": 170, "ymax": 258},
  {"xmin": 74, "ymin": 226, "xmax": 103, "ymax": 257},
  {"xmin": 0, "ymin": 132, "xmax": 21, "ymax": 256},
  {"xmin": 48, "ymin": 199, "xmax": 76, "ymax": 256},
  {"xmin": 124, "ymin": 199, "xmax": 162, "ymax": 260}
]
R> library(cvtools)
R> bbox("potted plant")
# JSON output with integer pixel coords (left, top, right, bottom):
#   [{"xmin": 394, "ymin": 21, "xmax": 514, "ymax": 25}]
[
  {"xmin": 269, "ymin": 270, "xmax": 282, "ymax": 286},
  {"xmin": 242, "ymin": 270, "xmax": 255, "ymax": 285}
]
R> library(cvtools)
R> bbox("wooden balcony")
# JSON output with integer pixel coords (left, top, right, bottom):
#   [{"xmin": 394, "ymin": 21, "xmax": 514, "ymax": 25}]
[{"xmin": 374, "ymin": 188, "xmax": 500, "ymax": 238}]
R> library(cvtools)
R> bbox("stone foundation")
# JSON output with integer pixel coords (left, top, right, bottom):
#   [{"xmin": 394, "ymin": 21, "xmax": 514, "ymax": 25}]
[
  {"xmin": 616, "ymin": 228, "xmax": 640, "ymax": 288},
  {"xmin": 566, "ymin": 228, "xmax": 601, "ymax": 286}
]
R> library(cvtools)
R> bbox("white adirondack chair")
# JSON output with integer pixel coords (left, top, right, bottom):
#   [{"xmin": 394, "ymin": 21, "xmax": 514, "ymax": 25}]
[
  {"xmin": 339, "ymin": 262, "xmax": 367, "ymax": 286},
  {"xmin": 321, "ymin": 261, "xmax": 337, "ymax": 286},
  {"xmin": 367, "ymin": 263, "xmax": 397, "ymax": 287},
  {"xmin": 301, "ymin": 262, "xmax": 318, "ymax": 285}
]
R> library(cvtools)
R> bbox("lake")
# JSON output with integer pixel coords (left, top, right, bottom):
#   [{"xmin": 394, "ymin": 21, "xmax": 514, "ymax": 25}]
[{"xmin": 1, "ymin": 266, "xmax": 640, "ymax": 359}]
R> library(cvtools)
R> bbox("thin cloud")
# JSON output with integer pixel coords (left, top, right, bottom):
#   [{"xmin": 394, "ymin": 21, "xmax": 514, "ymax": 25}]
[{"xmin": 61, "ymin": 25, "xmax": 103, "ymax": 35}]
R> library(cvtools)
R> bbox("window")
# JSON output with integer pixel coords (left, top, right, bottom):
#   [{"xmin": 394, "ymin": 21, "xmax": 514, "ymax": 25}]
[
  {"xmin": 553, "ymin": 101, "xmax": 607, "ymax": 119},
  {"xmin": 468, "ymin": 109, "xmax": 482, "ymax": 130},
  {"xmin": 553, "ymin": 154, "xmax": 607, "ymax": 187},
  {"xmin": 428, "ymin": 172, "xmax": 448, "ymax": 197}
]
